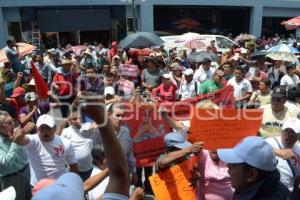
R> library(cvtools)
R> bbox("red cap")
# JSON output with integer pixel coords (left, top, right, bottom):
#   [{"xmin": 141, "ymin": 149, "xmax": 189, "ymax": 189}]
[{"xmin": 11, "ymin": 87, "xmax": 26, "ymax": 98}]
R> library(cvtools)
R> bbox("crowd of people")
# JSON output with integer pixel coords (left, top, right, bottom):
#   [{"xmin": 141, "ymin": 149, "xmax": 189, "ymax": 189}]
[{"xmin": 0, "ymin": 32, "xmax": 300, "ymax": 200}]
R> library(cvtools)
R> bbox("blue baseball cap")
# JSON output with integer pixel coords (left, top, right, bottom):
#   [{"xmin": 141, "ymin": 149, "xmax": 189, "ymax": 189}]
[
  {"xmin": 217, "ymin": 136, "xmax": 277, "ymax": 171},
  {"xmin": 164, "ymin": 132, "xmax": 192, "ymax": 149}
]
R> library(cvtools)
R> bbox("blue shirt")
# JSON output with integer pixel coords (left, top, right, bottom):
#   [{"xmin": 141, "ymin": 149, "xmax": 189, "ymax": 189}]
[{"xmin": 5, "ymin": 47, "xmax": 22, "ymax": 73}]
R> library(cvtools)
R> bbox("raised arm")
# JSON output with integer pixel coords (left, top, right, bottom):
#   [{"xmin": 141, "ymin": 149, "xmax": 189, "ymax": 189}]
[
  {"xmin": 157, "ymin": 142, "xmax": 202, "ymax": 171},
  {"xmin": 80, "ymin": 94, "xmax": 129, "ymax": 197},
  {"xmin": 84, "ymin": 168, "xmax": 109, "ymax": 192},
  {"xmin": 159, "ymin": 107, "xmax": 186, "ymax": 130},
  {"xmin": 0, "ymin": 78, "xmax": 8, "ymax": 104}
]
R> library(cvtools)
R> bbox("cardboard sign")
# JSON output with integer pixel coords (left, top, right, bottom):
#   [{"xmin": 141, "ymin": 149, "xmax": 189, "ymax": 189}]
[
  {"xmin": 190, "ymin": 109, "xmax": 263, "ymax": 150},
  {"xmin": 149, "ymin": 156, "xmax": 198, "ymax": 200}
]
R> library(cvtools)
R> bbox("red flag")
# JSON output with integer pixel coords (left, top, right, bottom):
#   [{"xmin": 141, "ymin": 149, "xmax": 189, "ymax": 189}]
[{"xmin": 30, "ymin": 62, "xmax": 49, "ymax": 100}]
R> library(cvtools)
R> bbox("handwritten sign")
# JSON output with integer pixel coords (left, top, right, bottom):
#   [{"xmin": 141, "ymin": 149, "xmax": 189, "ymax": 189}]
[
  {"xmin": 189, "ymin": 109, "xmax": 263, "ymax": 150},
  {"xmin": 149, "ymin": 157, "xmax": 198, "ymax": 200}
]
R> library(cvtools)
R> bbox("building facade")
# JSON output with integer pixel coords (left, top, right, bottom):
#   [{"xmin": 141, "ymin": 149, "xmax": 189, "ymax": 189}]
[{"xmin": 0, "ymin": 0, "xmax": 299, "ymax": 48}]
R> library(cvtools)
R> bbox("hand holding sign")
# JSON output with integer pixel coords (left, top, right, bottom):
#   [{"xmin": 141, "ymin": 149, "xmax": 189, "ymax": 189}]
[{"xmin": 149, "ymin": 156, "xmax": 198, "ymax": 200}]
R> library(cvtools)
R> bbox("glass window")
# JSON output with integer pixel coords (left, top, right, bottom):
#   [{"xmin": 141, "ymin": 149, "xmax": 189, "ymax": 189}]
[{"xmin": 216, "ymin": 36, "xmax": 233, "ymax": 48}]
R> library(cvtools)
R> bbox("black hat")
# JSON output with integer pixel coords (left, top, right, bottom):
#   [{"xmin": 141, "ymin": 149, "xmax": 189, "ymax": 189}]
[
  {"xmin": 272, "ymin": 86, "xmax": 286, "ymax": 98},
  {"xmin": 202, "ymin": 57, "xmax": 212, "ymax": 63}
]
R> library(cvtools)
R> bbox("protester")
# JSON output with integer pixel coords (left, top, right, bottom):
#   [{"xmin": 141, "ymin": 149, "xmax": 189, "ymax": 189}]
[
  {"xmin": 152, "ymin": 73, "xmax": 177, "ymax": 102},
  {"xmin": 227, "ymin": 66, "xmax": 253, "ymax": 108},
  {"xmin": 268, "ymin": 60, "xmax": 286, "ymax": 89},
  {"xmin": 52, "ymin": 59, "xmax": 78, "ymax": 118},
  {"xmin": 19, "ymin": 92, "xmax": 50, "ymax": 124},
  {"xmin": 217, "ymin": 136, "xmax": 291, "ymax": 199},
  {"xmin": 280, "ymin": 63, "xmax": 300, "ymax": 90},
  {"xmin": 265, "ymin": 118, "xmax": 300, "ymax": 197},
  {"xmin": 61, "ymin": 109, "xmax": 96, "ymax": 181},
  {"xmin": 79, "ymin": 94, "xmax": 130, "ymax": 199},
  {"xmin": 12, "ymin": 114, "xmax": 78, "ymax": 186},
  {"xmin": 106, "ymin": 103, "xmax": 137, "ymax": 186},
  {"xmin": 0, "ymin": 111, "xmax": 32, "ymax": 200},
  {"xmin": 199, "ymin": 69, "xmax": 224, "ymax": 94},
  {"xmin": 193, "ymin": 58, "xmax": 216, "ymax": 83},
  {"xmin": 197, "ymin": 149, "xmax": 234, "ymax": 200},
  {"xmin": 260, "ymin": 86, "xmax": 298, "ymax": 138},
  {"xmin": 4, "ymin": 40, "xmax": 22, "ymax": 73},
  {"xmin": 141, "ymin": 58, "xmax": 164, "ymax": 90},
  {"xmin": 1, "ymin": 32, "xmax": 300, "ymax": 200},
  {"xmin": 178, "ymin": 68, "xmax": 199, "ymax": 100},
  {"xmin": 248, "ymin": 79, "xmax": 272, "ymax": 107}
]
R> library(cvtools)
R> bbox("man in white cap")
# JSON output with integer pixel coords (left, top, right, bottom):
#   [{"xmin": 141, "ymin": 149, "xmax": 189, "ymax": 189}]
[
  {"xmin": 178, "ymin": 68, "xmax": 200, "ymax": 100},
  {"xmin": 217, "ymin": 136, "xmax": 291, "ymax": 199},
  {"xmin": 13, "ymin": 114, "xmax": 78, "ymax": 186},
  {"xmin": 266, "ymin": 118, "xmax": 300, "ymax": 194}
]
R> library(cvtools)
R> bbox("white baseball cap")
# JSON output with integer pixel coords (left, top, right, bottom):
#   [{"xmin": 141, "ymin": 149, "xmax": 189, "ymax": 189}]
[
  {"xmin": 282, "ymin": 118, "xmax": 300, "ymax": 134},
  {"xmin": 0, "ymin": 186, "xmax": 16, "ymax": 200},
  {"xmin": 32, "ymin": 173, "xmax": 84, "ymax": 200},
  {"xmin": 218, "ymin": 136, "xmax": 277, "ymax": 171},
  {"xmin": 104, "ymin": 86, "xmax": 115, "ymax": 96},
  {"xmin": 183, "ymin": 69, "xmax": 194, "ymax": 76},
  {"xmin": 162, "ymin": 73, "xmax": 172, "ymax": 79},
  {"xmin": 36, "ymin": 114, "xmax": 55, "ymax": 128}
]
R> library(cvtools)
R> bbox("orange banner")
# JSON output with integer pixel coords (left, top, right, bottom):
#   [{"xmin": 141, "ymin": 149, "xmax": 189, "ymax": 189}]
[
  {"xmin": 124, "ymin": 86, "xmax": 234, "ymax": 167},
  {"xmin": 189, "ymin": 109, "xmax": 263, "ymax": 150},
  {"xmin": 149, "ymin": 156, "xmax": 198, "ymax": 200}
]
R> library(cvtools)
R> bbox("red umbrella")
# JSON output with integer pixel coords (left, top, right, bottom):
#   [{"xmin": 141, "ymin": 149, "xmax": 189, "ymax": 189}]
[
  {"xmin": 281, "ymin": 16, "xmax": 300, "ymax": 30},
  {"xmin": 185, "ymin": 39, "xmax": 206, "ymax": 50}
]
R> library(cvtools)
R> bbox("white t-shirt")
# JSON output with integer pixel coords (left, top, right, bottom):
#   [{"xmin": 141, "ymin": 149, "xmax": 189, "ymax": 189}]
[
  {"xmin": 178, "ymin": 80, "xmax": 199, "ymax": 100},
  {"xmin": 266, "ymin": 136, "xmax": 300, "ymax": 191},
  {"xmin": 285, "ymin": 101, "xmax": 300, "ymax": 118},
  {"xmin": 280, "ymin": 74, "xmax": 300, "ymax": 89},
  {"xmin": 61, "ymin": 126, "xmax": 94, "ymax": 172},
  {"xmin": 25, "ymin": 134, "xmax": 77, "ymax": 185},
  {"xmin": 88, "ymin": 166, "xmax": 109, "ymax": 200},
  {"xmin": 193, "ymin": 66, "xmax": 216, "ymax": 83},
  {"xmin": 227, "ymin": 77, "xmax": 253, "ymax": 100}
]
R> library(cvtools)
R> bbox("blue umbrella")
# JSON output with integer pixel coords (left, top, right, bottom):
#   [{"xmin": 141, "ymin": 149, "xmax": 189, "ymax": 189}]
[
  {"xmin": 267, "ymin": 44, "xmax": 299, "ymax": 54},
  {"xmin": 119, "ymin": 32, "xmax": 164, "ymax": 49}
]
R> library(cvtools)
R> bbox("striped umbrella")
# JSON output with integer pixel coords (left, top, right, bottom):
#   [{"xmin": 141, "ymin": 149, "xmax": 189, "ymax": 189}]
[
  {"xmin": 120, "ymin": 32, "xmax": 164, "ymax": 49},
  {"xmin": 281, "ymin": 16, "xmax": 300, "ymax": 30}
]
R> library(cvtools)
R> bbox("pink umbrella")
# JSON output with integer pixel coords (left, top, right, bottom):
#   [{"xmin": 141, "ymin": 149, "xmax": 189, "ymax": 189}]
[
  {"xmin": 281, "ymin": 16, "xmax": 300, "ymax": 30},
  {"xmin": 184, "ymin": 39, "xmax": 206, "ymax": 50}
]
